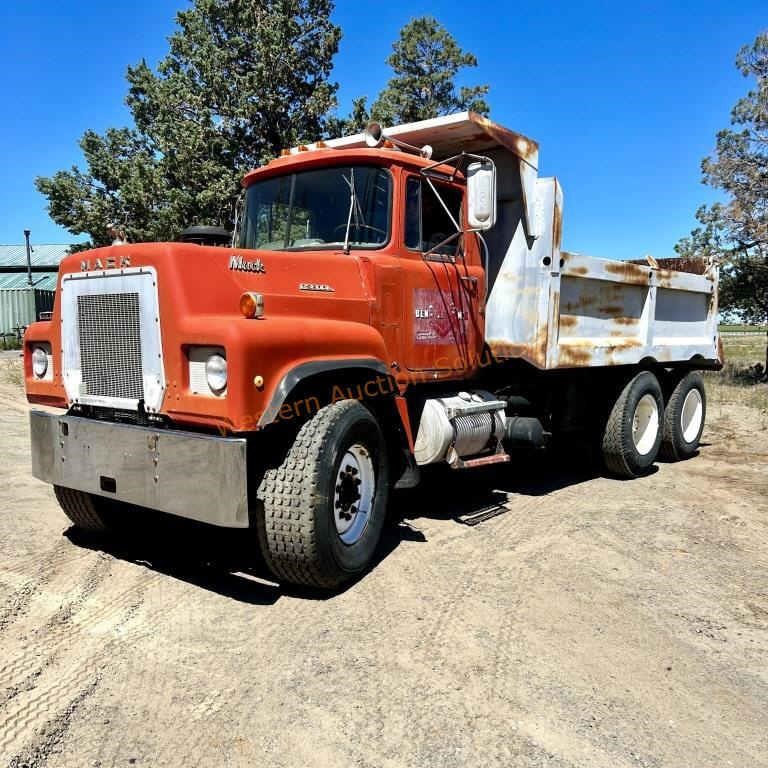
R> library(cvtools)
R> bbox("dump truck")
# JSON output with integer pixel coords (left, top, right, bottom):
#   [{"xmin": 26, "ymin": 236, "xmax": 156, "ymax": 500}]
[{"xmin": 24, "ymin": 112, "xmax": 721, "ymax": 588}]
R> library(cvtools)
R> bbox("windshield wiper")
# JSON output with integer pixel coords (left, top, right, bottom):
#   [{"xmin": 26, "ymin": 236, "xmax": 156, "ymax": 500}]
[
  {"xmin": 283, "ymin": 174, "xmax": 297, "ymax": 249},
  {"xmin": 342, "ymin": 169, "xmax": 366, "ymax": 254}
]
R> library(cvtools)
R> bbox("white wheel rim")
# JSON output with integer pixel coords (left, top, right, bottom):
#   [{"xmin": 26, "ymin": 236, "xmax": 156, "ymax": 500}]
[
  {"xmin": 681, "ymin": 388, "xmax": 703, "ymax": 444},
  {"xmin": 334, "ymin": 444, "xmax": 375, "ymax": 545},
  {"xmin": 632, "ymin": 393, "xmax": 659, "ymax": 456}
]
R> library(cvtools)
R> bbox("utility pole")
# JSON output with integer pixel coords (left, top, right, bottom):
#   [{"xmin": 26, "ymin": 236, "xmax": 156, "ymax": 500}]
[{"xmin": 23, "ymin": 229, "xmax": 33, "ymax": 286}]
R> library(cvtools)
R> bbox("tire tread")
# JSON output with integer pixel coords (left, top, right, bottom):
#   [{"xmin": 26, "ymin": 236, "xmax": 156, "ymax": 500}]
[
  {"xmin": 53, "ymin": 486, "xmax": 110, "ymax": 531},
  {"xmin": 601, "ymin": 371, "xmax": 663, "ymax": 478},
  {"xmin": 660, "ymin": 371, "xmax": 705, "ymax": 461},
  {"xmin": 256, "ymin": 400, "xmax": 372, "ymax": 589}
]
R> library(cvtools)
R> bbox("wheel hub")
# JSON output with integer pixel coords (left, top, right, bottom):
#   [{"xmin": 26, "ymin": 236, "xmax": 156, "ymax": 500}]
[
  {"xmin": 681, "ymin": 388, "xmax": 703, "ymax": 443},
  {"xmin": 333, "ymin": 444, "xmax": 375, "ymax": 545},
  {"xmin": 336, "ymin": 464, "xmax": 361, "ymax": 521},
  {"xmin": 632, "ymin": 393, "xmax": 659, "ymax": 456}
]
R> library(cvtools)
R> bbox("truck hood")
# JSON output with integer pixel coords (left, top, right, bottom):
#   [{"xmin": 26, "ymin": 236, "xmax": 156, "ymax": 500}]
[{"xmin": 65, "ymin": 241, "xmax": 371, "ymax": 323}]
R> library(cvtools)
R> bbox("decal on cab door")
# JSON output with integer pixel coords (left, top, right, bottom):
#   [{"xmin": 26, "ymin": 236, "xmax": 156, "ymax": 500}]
[{"xmin": 413, "ymin": 288, "xmax": 460, "ymax": 345}]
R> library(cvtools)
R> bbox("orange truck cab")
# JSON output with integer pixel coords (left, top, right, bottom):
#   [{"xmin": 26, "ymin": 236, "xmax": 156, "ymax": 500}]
[{"xmin": 25, "ymin": 112, "xmax": 720, "ymax": 589}]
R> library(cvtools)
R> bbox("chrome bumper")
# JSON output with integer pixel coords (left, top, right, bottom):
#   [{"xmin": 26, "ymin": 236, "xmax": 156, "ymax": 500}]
[{"xmin": 30, "ymin": 411, "xmax": 248, "ymax": 528}]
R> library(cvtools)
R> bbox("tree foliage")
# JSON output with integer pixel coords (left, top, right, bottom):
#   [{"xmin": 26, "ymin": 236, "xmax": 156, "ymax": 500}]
[
  {"xmin": 36, "ymin": 0, "xmax": 341, "ymax": 246},
  {"xmin": 37, "ymin": 7, "xmax": 490, "ymax": 246},
  {"xmin": 676, "ymin": 31, "xmax": 768, "ymax": 369},
  {"xmin": 329, "ymin": 18, "xmax": 490, "ymax": 136},
  {"xmin": 370, "ymin": 17, "xmax": 489, "ymax": 126}
]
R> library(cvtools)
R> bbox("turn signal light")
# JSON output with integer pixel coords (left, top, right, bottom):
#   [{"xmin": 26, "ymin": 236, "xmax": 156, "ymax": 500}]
[{"xmin": 240, "ymin": 292, "xmax": 264, "ymax": 318}]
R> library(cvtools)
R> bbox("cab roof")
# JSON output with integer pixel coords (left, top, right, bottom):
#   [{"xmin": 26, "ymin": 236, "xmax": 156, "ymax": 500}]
[
  {"xmin": 241, "ymin": 147, "xmax": 459, "ymax": 186},
  {"xmin": 241, "ymin": 111, "xmax": 541, "ymax": 233}
]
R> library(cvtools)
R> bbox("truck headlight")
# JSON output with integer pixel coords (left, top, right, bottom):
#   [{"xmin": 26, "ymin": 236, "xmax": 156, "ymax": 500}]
[
  {"xmin": 205, "ymin": 353, "xmax": 227, "ymax": 394},
  {"xmin": 32, "ymin": 346, "xmax": 49, "ymax": 379}
]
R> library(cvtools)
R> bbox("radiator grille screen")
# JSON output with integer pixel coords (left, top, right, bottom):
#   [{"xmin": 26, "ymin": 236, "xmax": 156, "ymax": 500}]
[{"xmin": 77, "ymin": 293, "xmax": 144, "ymax": 400}]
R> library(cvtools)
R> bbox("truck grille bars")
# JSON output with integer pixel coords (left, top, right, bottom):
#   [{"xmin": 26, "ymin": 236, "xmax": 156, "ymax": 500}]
[
  {"xmin": 77, "ymin": 292, "xmax": 144, "ymax": 401},
  {"xmin": 61, "ymin": 267, "xmax": 166, "ymax": 412}
]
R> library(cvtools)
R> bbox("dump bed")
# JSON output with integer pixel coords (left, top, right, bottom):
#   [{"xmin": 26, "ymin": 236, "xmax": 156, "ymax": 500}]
[{"xmin": 484, "ymin": 175, "xmax": 720, "ymax": 369}]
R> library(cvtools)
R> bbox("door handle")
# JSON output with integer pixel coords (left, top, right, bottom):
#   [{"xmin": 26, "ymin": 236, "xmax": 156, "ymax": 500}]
[{"xmin": 460, "ymin": 275, "xmax": 479, "ymax": 294}]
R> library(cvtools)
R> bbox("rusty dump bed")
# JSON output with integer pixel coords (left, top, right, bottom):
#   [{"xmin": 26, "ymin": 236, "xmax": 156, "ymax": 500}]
[{"xmin": 483, "ymin": 174, "xmax": 719, "ymax": 369}]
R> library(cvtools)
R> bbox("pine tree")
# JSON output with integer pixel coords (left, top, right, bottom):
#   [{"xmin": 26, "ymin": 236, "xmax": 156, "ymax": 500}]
[
  {"xmin": 676, "ymin": 31, "xmax": 768, "ymax": 375},
  {"xmin": 370, "ymin": 16, "xmax": 489, "ymax": 126},
  {"xmin": 36, "ymin": 0, "xmax": 341, "ymax": 245}
]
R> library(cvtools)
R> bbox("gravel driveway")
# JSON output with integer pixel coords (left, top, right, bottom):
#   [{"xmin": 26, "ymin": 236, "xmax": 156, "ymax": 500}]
[{"xmin": 1, "ymin": 363, "xmax": 766, "ymax": 767}]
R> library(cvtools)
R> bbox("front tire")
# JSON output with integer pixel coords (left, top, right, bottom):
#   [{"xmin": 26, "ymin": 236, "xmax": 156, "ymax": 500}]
[
  {"xmin": 54, "ymin": 486, "xmax": 111, "ymax": 531},
  {"xmin": 660, "ymin": 371, "xmax": 706, "ymax": 461},
  {"xmin": 256, "ymin": 400, "xmax": 389, "ymax": 589},
  {"xmin": 601, "ymin": 371, "xmax": 664, "ymax": 478}
]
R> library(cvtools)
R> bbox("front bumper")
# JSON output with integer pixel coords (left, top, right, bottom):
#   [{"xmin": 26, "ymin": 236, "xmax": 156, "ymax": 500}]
[{"xmin": 30, "ymin": 411, "xmax": 248, "ymax": 527}]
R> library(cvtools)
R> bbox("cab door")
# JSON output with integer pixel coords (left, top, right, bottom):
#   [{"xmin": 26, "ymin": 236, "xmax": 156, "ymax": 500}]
[{"xmin": 399, "ymin": 174, "xmax": 483, "ymax": 374}]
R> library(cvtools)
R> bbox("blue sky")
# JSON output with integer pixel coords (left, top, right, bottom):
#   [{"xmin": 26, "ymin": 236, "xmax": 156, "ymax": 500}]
[{"xmin": 0, "ymin": 1, "xmax": 763, "ymax": 259}]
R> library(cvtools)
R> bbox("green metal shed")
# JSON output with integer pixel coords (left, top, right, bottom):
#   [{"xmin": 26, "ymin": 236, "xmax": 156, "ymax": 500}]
[{"xmin": 0, "ymin": 273, "xmax": 58, "ymax": 339}]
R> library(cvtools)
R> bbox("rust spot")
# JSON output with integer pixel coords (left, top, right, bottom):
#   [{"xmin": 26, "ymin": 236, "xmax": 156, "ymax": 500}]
[
  {"xmin": 489, "ymin": 324, "xmax": 548, "ymax": 367},
  {"xmin": 613, "ymin": 315, "xmax": 640, "ymax": 326},
  {"xmin": 565, "ymin": 266, "xmax": 589, "ymax": 277},
  {"xmin": 557, "ymin": 345, "xmax": 593, "ymax": 367},
  {"xmin": 468, "ymin": 112, "xmax": 540, "ymax": 164},
  {"xmin": 604, "ymin": 260, "xmax": 650, "ymax": 286},
  {"xmin": 598, "ymin": 304, "xmax": 624, "ymax": 316},
  {"xmin": 611, "ymin": 338, "xmax": 642, "ymax": 349},
  {"xmin": 656, "ymin": 268, "xmax": 678, "ymax": 289},
  {"xmin": 551, "ymin": 289, "xmax": 560, "ymax": 324},
  {"xmin": 629, "ymin": 256, "xmax": 708, "ymax": 275},
  {"xmin": 562, "ymin": 293, "xmax": 597, "ymax": 311},
  {"xmin": 559, "ymin": 314, "xmax": 578, "ymax": 330},
  {"xmin": 552, "ymin": 201, "xmax": 563, "ymax": 250}
]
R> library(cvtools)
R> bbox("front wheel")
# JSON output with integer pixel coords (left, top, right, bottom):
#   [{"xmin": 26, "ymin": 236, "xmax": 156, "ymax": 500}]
[
  {"xmin": 256, "ymin": 400, "xmax": 390, "ymax": 589},
  {"xmin": 601, "ymin": 371, "xmax": 664, "ymax": 478},
  {"xmin": 54, "ymin": 486, "xmax": 112, "ymax": 531}
]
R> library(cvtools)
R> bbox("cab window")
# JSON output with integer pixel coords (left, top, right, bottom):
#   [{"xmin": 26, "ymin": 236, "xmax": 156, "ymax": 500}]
[{"xmin": 404, "ymin": 177, "xmax": 463, "ymax": 255}]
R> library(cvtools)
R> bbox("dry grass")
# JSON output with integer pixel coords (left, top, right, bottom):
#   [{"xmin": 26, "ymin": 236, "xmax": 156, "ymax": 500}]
[
  {"xmin": 706, "ymin": 333, "xmax": 768, "ymax": 423},
  {"xmin": 0, "ymin": 359, "xmax": 24, "ymax": 389},
  {"xmin": 720, "ymin": 332, "xmax": 766, "ymax": 365}
]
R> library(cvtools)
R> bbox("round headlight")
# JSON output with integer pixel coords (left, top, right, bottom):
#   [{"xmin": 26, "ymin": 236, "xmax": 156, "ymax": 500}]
[
  {"xmin": 205, "ymin": 353, "xmax": 227, "ymax": 394},
  {"xmin": 32, "ymin": 347, "xmax": 48, "ymax": 378}
]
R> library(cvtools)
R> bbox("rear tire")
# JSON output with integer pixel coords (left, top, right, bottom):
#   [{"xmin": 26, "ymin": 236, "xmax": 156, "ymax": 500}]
[
  {"xmin": 601, "ymin": 371, "xmax": 664, "ymax": 478},
  {"xmin": 256, "ymin": 400, "xmax": 389, "ymax": 590},
  {"xmin": 53, "ymin": 486, "xmax": 111, "ymax": 531},
  {"xmin": 660, "ymin": 371, "xmax": 706, "ymax": 461}
]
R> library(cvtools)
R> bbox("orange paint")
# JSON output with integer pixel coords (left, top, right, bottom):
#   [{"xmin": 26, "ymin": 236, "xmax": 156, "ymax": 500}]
[{"xmin": 24, "ymin": 149, "xmax": 485, "ymax": 434}]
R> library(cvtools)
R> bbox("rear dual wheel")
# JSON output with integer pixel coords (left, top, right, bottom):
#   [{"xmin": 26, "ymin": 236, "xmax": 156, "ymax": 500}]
[
  {"xmin": 601, "ymin": 371, "xmax": 664, "ymax": 478},
  {"xmin": 660, "ymin": 371, "xmax": 706, "ymax": 461},
  {"xmin": 601, "ymin": 369, "xmax": 706, "ymax": 478}
]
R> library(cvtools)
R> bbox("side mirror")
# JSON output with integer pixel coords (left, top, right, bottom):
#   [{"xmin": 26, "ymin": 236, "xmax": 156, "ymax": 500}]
[{"xmin": 466, "ymin": 159, "xmax": 497, "ymax": 230}]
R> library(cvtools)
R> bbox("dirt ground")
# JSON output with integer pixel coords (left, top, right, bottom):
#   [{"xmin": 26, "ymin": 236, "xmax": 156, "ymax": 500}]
[{"xmin": 0, "ymin": 358, "xmax": 766, "ymax": 768}]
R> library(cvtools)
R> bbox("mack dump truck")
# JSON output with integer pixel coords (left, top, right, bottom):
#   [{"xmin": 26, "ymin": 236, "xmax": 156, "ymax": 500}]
[{"xmin": 24, "ymin": 112, "xmax": 721, "ymax": 589}]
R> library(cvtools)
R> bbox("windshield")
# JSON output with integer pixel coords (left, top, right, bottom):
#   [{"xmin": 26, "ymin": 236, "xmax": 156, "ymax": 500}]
[{"xmin": 238, "ymin": 165, "xmax": 391, "ymax": 250}]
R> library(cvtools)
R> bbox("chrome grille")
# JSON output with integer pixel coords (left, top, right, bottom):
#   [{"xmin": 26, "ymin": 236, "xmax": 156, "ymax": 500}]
[{"xmin": 77, "ymin": 293, "xmax": 144, "ymax": 400}]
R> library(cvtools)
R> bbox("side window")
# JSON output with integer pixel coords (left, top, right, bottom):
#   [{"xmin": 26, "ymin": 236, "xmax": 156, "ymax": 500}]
[
  {"xmin": 405, "ymin": 178, "xmax": 421, "ymax": 249},
  {"xmin": 404, "ymin": 177, "xmax": 463, "ymax": 255}
]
